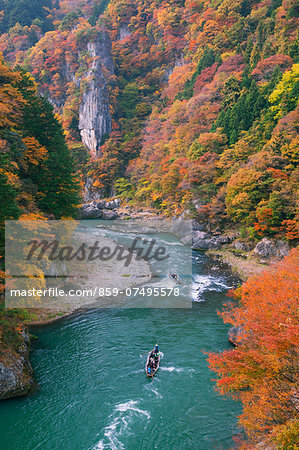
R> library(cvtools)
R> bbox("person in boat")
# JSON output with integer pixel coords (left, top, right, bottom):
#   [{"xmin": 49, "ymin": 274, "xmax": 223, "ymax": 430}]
[
  {"xmin": 170, "ymin": 272, "xmax": 180, "ymax": 282},
  {"xmin": 148, "ymin": 356, "xmax": 156, "ymax": 373},
  {"xmin": 153, "ymin": 345, "xmax": 160, "ymax": 361}
]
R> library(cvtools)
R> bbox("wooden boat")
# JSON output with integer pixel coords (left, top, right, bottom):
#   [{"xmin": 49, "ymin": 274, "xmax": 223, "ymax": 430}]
[
  {"xmin": 146, "ymin": 350, "xmax": 160, "ymax": 378},
  {"xmin": 169, "ymin": 271, "xmax": 183, "ymax": 285}
]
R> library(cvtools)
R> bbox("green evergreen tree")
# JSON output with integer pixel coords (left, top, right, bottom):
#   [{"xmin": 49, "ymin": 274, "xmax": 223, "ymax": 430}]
[
  {"xmin": 0, "ymin": 153, "xmax": 20, "ymax": 249},
  {"xmin": 250, "ymin": 44, "xmax": 261, "ymax": 68},
  {"xmin": 89, "ymin": 0, "xmax": 110, "ymax": 26},
  {"xmin": 244, "ymin": 38, "xmax": 253, "ymax": 63},
  {"xmin": 214, "ymin": 78, "xmax": 266, "ymax": 144},
  {"xmin": 178, "ymin": 48, "xmax": 216, "ymax": 100},
  {"xmin": 0, "ymin": 0, "xmax": 53, "ymax": 33},
  {"xmin": 15, "ymin": 71, "xmax": 81, "ymax": 218}
]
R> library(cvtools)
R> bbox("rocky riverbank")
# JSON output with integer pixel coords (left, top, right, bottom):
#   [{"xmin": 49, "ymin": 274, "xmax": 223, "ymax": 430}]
[
  {"xmin": 177, "ymin": 216, "xmax": 290, "ymax": 281},
  {"xmin": 0, "ymin": 223, "xmax": 152, "ymax": 399},
  {"xmin": 207, "ymin": 248, "xmax": 268, "ymax": 281},
  {"xmin": 80, "ymin": 199, "xmax": 162, "ymax": 221},
  {"xmin": 80, "ymin": 199, "xmax": 120, "ymax": 219},
  {"xmin": 0, "ymin": 320, "xmax": 35, "ymax": 400},
  {"xmin": 206, "ymin": 237, "xmax": 290, "ymax": 281},
  {"xmin": 80, "ymin": 198, "xmax": 291, "ymax": 280}
]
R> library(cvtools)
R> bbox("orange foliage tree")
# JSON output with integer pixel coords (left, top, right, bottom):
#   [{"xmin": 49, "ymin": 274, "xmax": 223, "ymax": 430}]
[
  {"xmin": 0, "ymin": 55, "xmax": 23, "ymax": 127},
  {"xmin": 208, "ymin": 249, "xmax": 299, "ymax": 447}
]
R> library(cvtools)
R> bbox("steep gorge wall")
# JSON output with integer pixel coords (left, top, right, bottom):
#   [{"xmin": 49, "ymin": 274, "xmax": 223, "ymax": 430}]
[{"xmin": 28, "ymin": 26, "xmax": 114, "ymax": 157}]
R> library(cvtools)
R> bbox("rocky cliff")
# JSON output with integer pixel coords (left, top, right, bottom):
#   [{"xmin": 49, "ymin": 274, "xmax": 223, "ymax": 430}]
[
  {"xmin": 28, "ymin": 25, "xmax": 114, "ymax": 158},
  {"xmin": 0, "ymin": 327, "xmax": 35, "ymax": 400},
  {"xmin": 79, "ymin": 33, "xmax": 114, "ymax": 157}
]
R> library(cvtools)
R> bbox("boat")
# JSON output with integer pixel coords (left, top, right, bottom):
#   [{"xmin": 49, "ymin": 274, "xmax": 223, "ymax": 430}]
[
  {"xmin": 146, "ymin": 349, "xmax": 160, "ymax": 378},
  {"xmin": 168, "ymin": 271, "xmax": 183, "ymax": 285}
]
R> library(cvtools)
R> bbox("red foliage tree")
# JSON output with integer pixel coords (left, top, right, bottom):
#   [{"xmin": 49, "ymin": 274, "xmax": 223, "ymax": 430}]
[
  {"xmin": 208, "ymin": 249, "xmax": 299, "ymax": 447},
  {"xmin": 251, "ymin": 54, "xmax": 293, "ymax": 81}
]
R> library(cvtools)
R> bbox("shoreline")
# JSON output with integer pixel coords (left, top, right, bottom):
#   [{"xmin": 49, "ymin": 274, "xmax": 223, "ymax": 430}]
[
  {"xmin": 24, "ymin": 228, "xmax": 152, "ymax": 326},
  {"xmin": 23, "ymin": 215, "xmax": 274, "ymax": 324},
  {"xmin": 115, "ymin": 206, "xmax": 277, "ymax": 282},
  {"xmin": 0, "ymin": 221, "xmax": 152, "ymax": 399},
  {"xmin": 207, "ymin": 248, "xmax": 269, "ymax": 281}
]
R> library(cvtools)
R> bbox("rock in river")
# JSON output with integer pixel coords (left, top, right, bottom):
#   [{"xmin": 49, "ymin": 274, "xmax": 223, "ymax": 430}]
[
  {"xmin": 81, "ymin": 206, "xmax": 103, "ymax": 219},
  {"xmin": 253, "ymin": 238, "xmax": 290, "ymax": 259},
  {"xmin": 228, "ymin": 326, "xmax": 245, "ymax": 346},
  {"xmin": 101, "ymin": 209, "xmax": 118, "ymax": 220}
]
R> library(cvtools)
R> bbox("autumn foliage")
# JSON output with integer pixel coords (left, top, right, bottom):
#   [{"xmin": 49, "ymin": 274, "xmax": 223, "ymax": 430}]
[
  {"xmin": 0, "ymin": 56, "xmax": 80, "ymax": 255},
  {"xmin": 208, "ymin": 249, "xmax": 299, "ymax": 448},
  {"xmin": 1, "ymin": 0, "xmax": 297, "ymax": 241},
  {"xmin": 0, "ymin": 1, "xmax": 298, "ymax": 443},
  {"xmin": 76, "ymin": 0, "xmax": 298, "ymax": 241}
]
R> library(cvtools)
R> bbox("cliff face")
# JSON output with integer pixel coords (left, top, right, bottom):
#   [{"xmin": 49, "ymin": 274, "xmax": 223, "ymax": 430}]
[
  {"xmin": 0, "ymin": 327, "xmax": 35, "ymax": 400},
  {"xmin": 28, "ymin": 25, "xmax": 114, "ymax": 157},
  {"xmin": 79, "ymin": 33, "xmax": 114, "ymax": 157}
]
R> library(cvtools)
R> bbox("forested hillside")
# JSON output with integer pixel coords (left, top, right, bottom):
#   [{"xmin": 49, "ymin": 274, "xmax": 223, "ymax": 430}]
[
  {"xmin": 0, "ymin": 54, "xmax": 80, "ymax": 376},
  {"xmin": 0, "ymin": 0, "xmax": 55, "ymax": 33},
  {"xmin": 99, "ymin": 0, "xmax": 298, "ymax": 243},
  {"xmin": 0, "ymin": 58, "xmax": 80, "ymax": 253},
  {"xmin": 1, "ymin": 0, "xmax": 297, "ymax": 244}
]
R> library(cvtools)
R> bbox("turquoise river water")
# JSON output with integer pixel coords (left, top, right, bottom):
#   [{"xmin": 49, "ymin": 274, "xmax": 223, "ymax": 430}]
[{"xmin": 0, "ymin": 222, "xmax": 242, "ymax": 450}]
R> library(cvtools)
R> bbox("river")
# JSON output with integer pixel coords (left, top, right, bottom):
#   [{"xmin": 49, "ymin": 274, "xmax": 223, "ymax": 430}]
[{"xmin": 0, "ymin": 222, "xmax": 242, "ymax": 449}]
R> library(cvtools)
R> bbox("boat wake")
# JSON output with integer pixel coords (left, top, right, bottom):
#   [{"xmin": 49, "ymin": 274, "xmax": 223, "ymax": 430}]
[
  {"xmin": 93, "ymin": 400, "xmax": 150, "ymax": 450},
  {"xmin": 160, "ymin": 366, "xmax": 195, "ymax": 374},
  {"xmin": 144, "ymin": 383, "xmax": 163, "ymax": 399}
]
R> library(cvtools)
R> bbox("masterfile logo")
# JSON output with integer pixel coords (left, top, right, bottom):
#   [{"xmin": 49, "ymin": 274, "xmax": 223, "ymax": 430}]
[
  {"xmin": 25, "ymin": 237, "xmax": 170, "ymax": 266},
  {"xmin": 5, "ymin": 219, "xmax": 192, "ymax": 309}
]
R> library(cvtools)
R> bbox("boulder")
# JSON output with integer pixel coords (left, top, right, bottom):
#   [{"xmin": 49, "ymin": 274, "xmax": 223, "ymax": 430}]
[
  {"xmin": 96, "ymin": 200, "xmax": 106, "ymax": 209},
  {"xmin": 101, "ymin": 209, "xmax": 118, "ymax": 220},
  {"xmin": 81, "ymin": 207, "xmax": 103, "ymax": 219},
  {"xmin": 181, "ymin": 233, "xmax": 193, "ymax": 246},
  {"xmin": 192, "ymin": 231, "xmax": 229, "ymax": 250},
  {"xmin": 170, "ymin": 216, "xmax": 193, "ymax": 240},
  {"xmin": 216, "ymin": 235, "xmax": 230, "ymax": 245},
  {"xmin": 80, "ymin": 199, "xmax": 120, "ymax": 218},
  {"xmin": 192, "ymin": 220, "xmax": 206, "ymax": 232},
  {"xmin": 228, "ymin": 326, "xmax": 245, "ymax": 346},
  {"xmin": 192, "ymin": 238, "xmax": 217, "ymax": 250},
  {"xmin": 193, "ymin": 231, "xmax": 210, "ymax": 240},
  {"xmin": 233, "ymin": 240, "xmax": 249, "ymax": 251},
  {"xmin": 105, "ymin": 198, "xmax": 120, "ymax": 210},
  {"xmin": 254, "ymin": 238, "xmax": 290, "ymax": 259}
]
